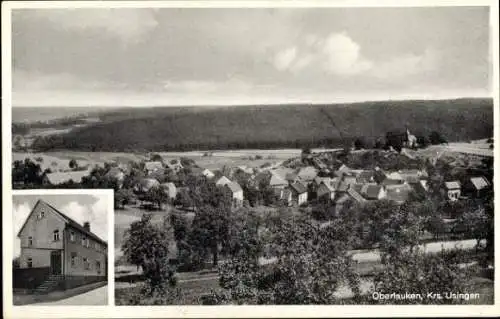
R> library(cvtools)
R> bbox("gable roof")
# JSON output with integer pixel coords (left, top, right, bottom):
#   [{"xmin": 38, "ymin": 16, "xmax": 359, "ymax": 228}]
[
  {"xmin": 44, "ymin": 170, "xmax": 91, "ymax": 185},
  {"xmin": 319, "ymin": 180, "xmax": 335, "ymax": 192},
  {"xmin": 363, "ymin": 184, "xmax": 384, "ymax": 199},
  {"xmin": 225, "ymin": 181, "xmax": 243, "ymax": 193},
  {"xmin": 18, "ymin": 199, "xmax": 107, "ymax": 246},
  {"xmin": 386, "ymin": 172, "xmax": 403, "ymax": 180},
  {"xmin": 216, "ymin": 176, "xmax": 232, "ymax": 186},
  {"xmin": 297, "ymin": 166, "xmax": 318, "ymax": 181},
  {"xmin": 347, "ymin": 186, "xmax": 366, "ymax": 203},
  {"xmin": 289, "ymin": 181, "xmax": 308, "ymax": 194},
  {"xmin": 269, "ymin": 171, "xmax": 288, "ymax": 186},
  {"xmin": 470, "ymin": 176, "xmax": 490, "ymax": 190},
  {"xmin": 445, "ymin": 181, "xmax": 461, "ymax": 190},
  {"xmin": 357, "ymin": 170, "xmax": 375, "ymax": 183},
  {"xmin": 385, "ymin": 184, "xmax": 413, "ymax": 203},
  {"xmin": 144, "ymin": 161, "xmax": 163, "ymax": 171}
]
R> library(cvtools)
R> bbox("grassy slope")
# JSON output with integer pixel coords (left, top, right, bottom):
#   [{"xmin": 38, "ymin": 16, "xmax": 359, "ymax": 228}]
[{"xmin": 32, "ymin": 98, "xmax": 493, "ymax": 152}]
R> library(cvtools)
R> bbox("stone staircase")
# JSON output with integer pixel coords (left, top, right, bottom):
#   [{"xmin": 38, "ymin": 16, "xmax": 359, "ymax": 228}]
[{"xmin": 34, "ymin": 275, "xmax": 65, "ymax": 294}]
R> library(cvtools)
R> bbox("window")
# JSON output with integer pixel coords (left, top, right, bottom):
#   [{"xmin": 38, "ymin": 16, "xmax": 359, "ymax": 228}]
[
  {"xmin": 53, "ymin": 230, "xmax": 60, "ymax": 241},
  {"xmin": 71, "ymin": 252, "xmax": 77, "ymax": 267},
  {"xmin": 83, "ymin": 257, "xmax": 89, "ymax": 270},
  {"xmin": 81, "ymin": 236, "xmax": 86, "ymax": 246},
  {"xmin": 28, "ymin": 236, "xmax": 33, "ymax": 247},
  {"xmin": 27, "ymin": 258, "xmax": 33, "ymax": 268},
  {"xmin": 70, "ymin": 231, "xmax": 75, "ymax": 242},
  {"xmin": 38, "ymin": 211, "xmax": 45, "ymax": 219},
  {"xmin": 96, "ymin": 261, "xmax": 101, "ymax": 274}
]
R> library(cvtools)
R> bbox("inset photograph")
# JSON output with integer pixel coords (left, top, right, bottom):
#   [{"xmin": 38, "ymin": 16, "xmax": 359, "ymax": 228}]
[{"xmin": 12, "ymin": 191, "xmax": 111, "ymax": 306}]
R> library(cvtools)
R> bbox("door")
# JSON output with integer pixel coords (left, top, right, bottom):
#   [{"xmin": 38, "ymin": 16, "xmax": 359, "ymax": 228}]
[{"xmin": 50, "ymin": 251, "xmax": 62, "ymax": 275}]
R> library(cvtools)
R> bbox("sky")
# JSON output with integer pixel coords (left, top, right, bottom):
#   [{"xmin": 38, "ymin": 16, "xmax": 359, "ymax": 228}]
[
  {"xmin": 12, "ymin": 194, "xmax": 109, "ymax": 257},
  {"xmin": 11, "ymin": 6, "xmax": 492, "ymax": 107}
]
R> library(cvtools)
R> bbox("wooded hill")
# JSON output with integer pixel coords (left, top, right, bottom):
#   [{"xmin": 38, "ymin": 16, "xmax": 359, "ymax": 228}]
[{"xmin": 30, "ymin": 98, "xmax": 493, "ymax": 152}]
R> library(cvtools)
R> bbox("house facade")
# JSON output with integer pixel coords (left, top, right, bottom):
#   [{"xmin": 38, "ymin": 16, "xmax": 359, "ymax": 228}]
[
  {"xmin": 445, "ymin": 181, "xmax": 461, "ymax": 201},
  {"xmin": 288, "ymin": 182, "xmax": 308, "ymax": 206},
  {"xmin": 16, "ymin": 200, "xmax": 107, "ymax": 292}
]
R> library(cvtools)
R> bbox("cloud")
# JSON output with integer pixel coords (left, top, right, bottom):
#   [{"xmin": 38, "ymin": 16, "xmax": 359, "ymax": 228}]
[
  {"xmin": 273, "ymin": 32, "xmax": 440, "ymax": 81},
  {"xmin": 273, "ymin": 32, "xmax": 373, "ymax": 76},
  {"xmin": 13, "ymin": 202, "xmax": 33, "ymax": 257},
  {"xmin": 26, "ymin": 9, "xmax": 158, "ymax": 44},
  {"xmin": 59, "ymin": 197, "xmax": 108, "ymax": 242}
]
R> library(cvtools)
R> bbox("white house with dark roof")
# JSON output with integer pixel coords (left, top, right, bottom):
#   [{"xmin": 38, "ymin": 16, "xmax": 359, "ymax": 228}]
[
  {"xmin": 444, "ymin": 181, "xmax": 461, "ymax": 201},
  {"xmin": 215, "ymin": 176, "xmax": 232, "ymax": 187},
  {"xmin": 317, "ymin": 179, "xmax": 336, "ymax": 200},
  {"xmin": 288, "ymin": 181, "xmax": 308, "ymax": 206},
  {"xmin": 224, "ymin": 182, "xmax": 244, "ymax": 205},
  {"xmin": 144, "ymin": 161, "xmax": 164, "ymax": 176},
  {"xmin": 466, "ymin": 176, "xmax": 491, "ymax": 198}
]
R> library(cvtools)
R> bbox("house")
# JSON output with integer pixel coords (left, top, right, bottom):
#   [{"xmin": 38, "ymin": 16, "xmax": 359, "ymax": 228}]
[
  {"xmin": 165, "ymin": 159, "xmax": 183, "ymax": 172},
  {"xmin": 133, "ymin": 178, "xmax": 160, "ymax": 195},
  {"xmin": 381, "ymin": 178, "xmax": 406, "ymax": 188},
  {"xmin": 269, "ymin": 171, "xmax": 288, "ymax": 189},
  {"xmin": 43, "ymin": 170, "xmax": 91, "ymax": 186},
  {"xmin": 297, "ymin": 166, "xmax": 319, "ymax": 183},
  {"xmin": 161, "ymin": 182, "xmax": 177, "ymax": 199},
  {"xmin": 224, "ymin": 182, "xmax": 244, "ymax": 205},
  {"xmin": 353, "ymin": 184, "xmax": 387, "ymax": 200},
  {"xmin": 356, "ymin": 170, "xmax": 376, "ymax": 184},
  {"xmin": 144, "ymin": 161, "xmax": 164, "ymax": 176},
  {"xmin": 15, "ymin": 200, "xmax": 107, "ymax": 292},
  {"xmin": 317, "ymin": 179, "xmax": 336, "ymax": 201},
  {"xmin": 385, "ymin": 183, "xmax": 414, "ymax": 204},
  {"xmin": 409, "ymin": 179, "xmax": 429, "ymax": 195},
  {"xmin": 285, "ymin": 172, "xmax": 299, "ymax": 184},
  {"xmin": 202, "ymin": 169, "xmax": 215, "ymax": 179},
  {"xmin": 466, "ymin": 176, "xmax": 491, "ymax": 198},
  {"xmin": 104, "ymin": 167, "xmax": 125, "ymax": 188},
  {"xmin": 334, "ymin": 164, "xmax": 351, "ymax": 177},
  {"xmin": 342, "ymin": 175, "xmax": 358, "ymax": 186},
  {"xmin": 385, "ymin": 172, "xmax": 404, "ymax": 182},
  {"xmin": 288, "ymin": 182, "xmax": 308, "ymax": 206},
  {"xmin": 215, "ymin": 176, "xmax": 232, "ymax": 187},
  {"xmin": 346, "ymin": 185, "xmax": 367, "ymax": 204},
  {"xmin": 444, "ymin": 181, "xmax": 461, "ymax": 201}
]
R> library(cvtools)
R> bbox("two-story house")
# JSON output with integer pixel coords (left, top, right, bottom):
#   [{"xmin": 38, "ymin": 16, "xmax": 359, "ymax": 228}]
[{"xmin": 16, "ymin": 199, "xmax": 107, "ymax": 293}]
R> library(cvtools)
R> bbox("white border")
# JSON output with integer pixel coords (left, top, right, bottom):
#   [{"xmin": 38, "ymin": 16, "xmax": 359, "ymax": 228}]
[{"xmin": 2, "ymin": 0, "xmax": 499, "ymax": 318}]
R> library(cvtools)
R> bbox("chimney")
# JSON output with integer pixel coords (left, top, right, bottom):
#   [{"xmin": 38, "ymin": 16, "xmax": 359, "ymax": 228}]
[{"xmin": 83, "ymin": 222, "xmax": 90, "ymax": 232}]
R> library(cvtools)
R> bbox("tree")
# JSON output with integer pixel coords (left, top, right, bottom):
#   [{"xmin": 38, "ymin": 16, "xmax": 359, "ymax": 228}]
[
  {"xmin": 69, "ymin": 159, "xmax": 78, "ymax": 169},
  {"xmin": 144, "ymin": 186, "xmax": 169, "ymax": 210},
  {"xmin": 218, "ymin": 216, "xmax": 361, "ymax": 304},
  {"xmin": 189, "ymin": 204, "xmax": 230, "ymax": 266},
  {"xmin": 374, "ymin": 138, "xmax": 384, "ymax": 149},
  {"xmin": 429, "ymin": 131, "xmax": 447, "ymax": 145},
  {"xmin": 353, "ymin": 138, "xmax": 366, "ymax": 150},
  {"xmin": 121, "ymin": 214, "xmax": 176, "ymax": 289},
  {"xmin": 150, "ymin": 153, "xmax": 163, "ymax": 162},
  {"xmin": 115, "ymin": 188, "xmax": 135, "ymax": 210},
  {"xmin": 416, "ymin": 135, "xmax": 430, "ymax": 148},
  {"xmin": 12, "ymin": 158, "xmax": 43, "ymax": 187},
  {"xmin": 374, "ymin": 248, "xmax": 471, "ymax": 304},
  {"xmin": 455, "ymin": 206, "xmax": 490, "ymax": 248}
]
